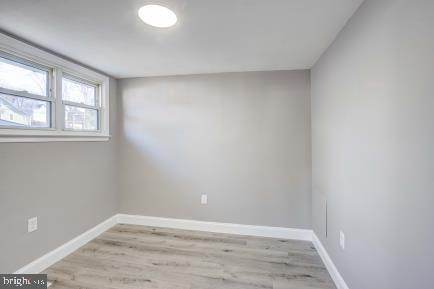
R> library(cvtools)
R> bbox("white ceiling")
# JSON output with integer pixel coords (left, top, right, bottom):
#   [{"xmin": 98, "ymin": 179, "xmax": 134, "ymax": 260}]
[{"xmin": 0, "ymin": 0, "xmax": 363, "ymax": 78}]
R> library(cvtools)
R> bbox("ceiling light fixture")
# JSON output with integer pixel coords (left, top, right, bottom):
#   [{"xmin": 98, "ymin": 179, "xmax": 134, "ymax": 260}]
[{"xmin": 138, "ymin": 5, "xmax": 177, "ymax": 28}]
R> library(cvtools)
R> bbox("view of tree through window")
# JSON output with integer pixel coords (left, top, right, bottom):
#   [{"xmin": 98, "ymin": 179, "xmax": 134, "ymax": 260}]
[
  {"xmin": 62, "ymin": 77, "xmax": 96, "ymax": 106},
  {"xmin": 0, "ymin": 93, "xmax": 50, "ymax": 127},
  {"xmin": 64, "ymin": 105, "xmax": 97, "ymax": 131},
  {"xmin": 0, "ymin": 56, "xmax": 47, "ymax": 96},
  {"xmin": 0, "ymin": 56, "xmax": 50, "ymax": 128}
]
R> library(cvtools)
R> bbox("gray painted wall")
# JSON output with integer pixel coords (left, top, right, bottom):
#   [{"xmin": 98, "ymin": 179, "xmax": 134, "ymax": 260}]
[
  {"xmin": 118, "ymin": 70, "xmax": 312, "ymax": 228},
  {"xmin": 311, "ymin": 1, "xmax": 434, "ymax": 289},
  {"xmin": 0, "ymin": 78, "xmax": 119, "ymax": 273}
]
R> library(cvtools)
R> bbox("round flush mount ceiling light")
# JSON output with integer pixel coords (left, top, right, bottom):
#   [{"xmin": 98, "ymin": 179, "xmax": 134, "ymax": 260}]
[{"xmin": 138, "ymin": 5, "xmax": 177, "ymax": 28}]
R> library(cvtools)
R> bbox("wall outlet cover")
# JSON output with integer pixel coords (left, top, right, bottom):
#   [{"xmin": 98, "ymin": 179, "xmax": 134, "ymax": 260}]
[
  {"xmin": 201, "ymin": 194, "xmax": 208, "ymax": 205},
  {"xmin": 339, "ymin": 230, "xmax": 345, "ymax": 250},
  {"xmin": 28, "ymin": 217, "xmax": 38, "ymax": 233}
]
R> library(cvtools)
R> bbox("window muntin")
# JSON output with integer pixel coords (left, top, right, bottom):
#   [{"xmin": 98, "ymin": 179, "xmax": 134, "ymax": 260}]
[
  {"xmin": 64, "ymin": 105, "xmax": 98, "ymax": 131},
  {"xmin": 0, "ymin": 93, "xmax": 50, "ymax": 128},
  {"xmin": 0, "ymin": 55, "xmax": 49, "ymax": 97}
]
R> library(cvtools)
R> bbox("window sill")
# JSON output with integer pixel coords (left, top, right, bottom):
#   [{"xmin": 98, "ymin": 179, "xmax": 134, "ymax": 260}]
[{"xmin": 0, "ymin": 135, "xmax": 111, "ymax": 143}]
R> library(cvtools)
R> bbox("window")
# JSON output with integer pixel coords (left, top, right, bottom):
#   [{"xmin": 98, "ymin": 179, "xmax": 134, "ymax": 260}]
[
  {"xmin": 62, "ymin": 76, "xmax": 99, "ymax": 131},
  {"xmin": 0, "ymin": 55, "xmax": 52, "ymax": 128},
  {"xmin": 0, "ymin": 33, "xmax": 110, "ymax": 142}
]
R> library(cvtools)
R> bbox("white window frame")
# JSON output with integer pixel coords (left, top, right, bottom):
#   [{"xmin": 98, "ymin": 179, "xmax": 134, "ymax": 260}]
[
  {"xmin": 0, "ymin": 33, "xmax": 110, "ymax": 142},
  {"xmin": 62, "ymin": 74, "xmax": 101, "ymax": 132}
]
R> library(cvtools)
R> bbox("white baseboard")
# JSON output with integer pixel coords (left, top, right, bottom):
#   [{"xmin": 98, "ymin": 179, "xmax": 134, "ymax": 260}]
[
  {"xmin": 14, "ymin": 215, "xmax": 118, "ymax": 274},
  {"xmin": 17, "ymin": 213, "xmax": 348, "ymax": 289},
  {"xmin": 312, "ymin": 232, "xmax": 349, "ymax": 289},
  {"xmin": 117, "ymin": 214, "xmax": 313, "ymax": 241}
]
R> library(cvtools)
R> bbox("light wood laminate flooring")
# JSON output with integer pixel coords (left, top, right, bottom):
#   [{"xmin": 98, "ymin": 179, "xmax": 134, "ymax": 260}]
[{"xmin": 44, "ymin": 224, "xmax": 336, "ymax": 289}]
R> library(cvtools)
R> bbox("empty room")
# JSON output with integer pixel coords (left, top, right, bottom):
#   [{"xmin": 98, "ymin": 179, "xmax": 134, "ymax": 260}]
[{"xmin": 0, "ymin": 1, "xmax": 433, "ymax": 288}]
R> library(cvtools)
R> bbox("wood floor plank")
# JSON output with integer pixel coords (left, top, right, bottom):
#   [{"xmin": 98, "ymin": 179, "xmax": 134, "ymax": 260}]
[{"xmin": 44, "ymin": 224, "xmax": 336, "ymax": 289}]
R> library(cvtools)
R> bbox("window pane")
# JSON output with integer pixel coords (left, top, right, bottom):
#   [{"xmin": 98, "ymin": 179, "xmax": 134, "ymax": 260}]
[
  {"xmin": 0, "ymin": 56, "xmax": 48, "ymax": 97},
  {"xmin": 64, "ymin": 105, "xmax": 98, "ymax": 131},
  {"xmin": 0, "ymin": 93, "xmax": 50, "ymax": 128},
  {"xmin": 62, "ymin": 77, "xmax": 96, "ymax": 106}
]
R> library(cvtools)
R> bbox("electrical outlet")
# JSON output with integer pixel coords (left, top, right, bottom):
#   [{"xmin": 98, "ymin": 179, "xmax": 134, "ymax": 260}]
[
  {"xmin": 339, "ymin": 231, "xmax": 345, "ymax": 250},
  {"xmin": 201, "ymin": 194, "xmax": 208, "ymax": 205},
  {"xmin": 28, "ymin": 217, "xmax": 38, "ymax": 233}
]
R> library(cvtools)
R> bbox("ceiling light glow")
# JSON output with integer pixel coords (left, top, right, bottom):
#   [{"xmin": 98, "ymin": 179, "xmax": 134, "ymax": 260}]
[{"xmin": 138, "ymin": 5, "xmax": 177, "ymax": 28}]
